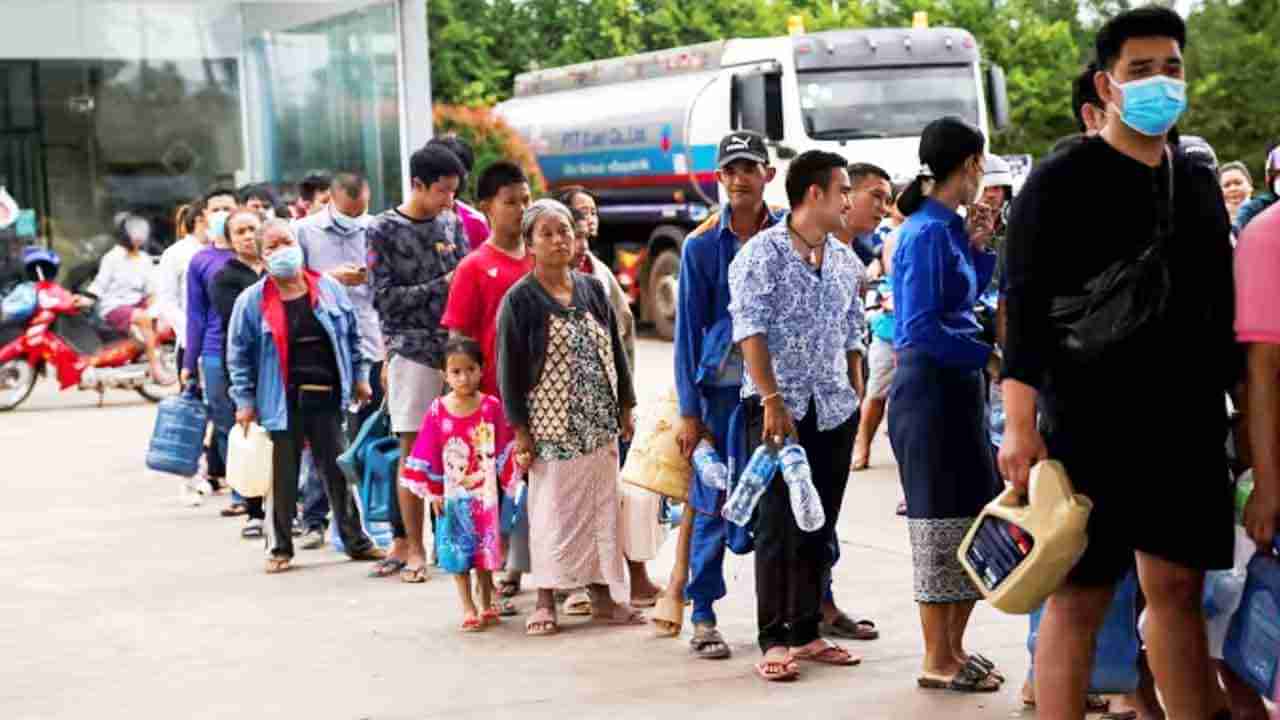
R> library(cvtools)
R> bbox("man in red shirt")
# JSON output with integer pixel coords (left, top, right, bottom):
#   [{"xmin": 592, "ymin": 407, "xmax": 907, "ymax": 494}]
[{"xmin": 442, "ymin": 161, "xmax": 533, "ymax": 395}]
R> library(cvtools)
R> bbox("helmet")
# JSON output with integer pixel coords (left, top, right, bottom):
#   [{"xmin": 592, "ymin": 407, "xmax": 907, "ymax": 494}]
[
  {"xmin": 22, "ymin": 245, "xmax": 60, "ymax": 282},
  {"xmin": 983, "ymin": 154, "xmax": 1015, "ymax": 191}
]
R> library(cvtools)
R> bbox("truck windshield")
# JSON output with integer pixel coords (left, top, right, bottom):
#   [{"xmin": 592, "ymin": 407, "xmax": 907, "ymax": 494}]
[{"xmin": 798, "ymin": 65, "xmax": 981, "ymax": 140}]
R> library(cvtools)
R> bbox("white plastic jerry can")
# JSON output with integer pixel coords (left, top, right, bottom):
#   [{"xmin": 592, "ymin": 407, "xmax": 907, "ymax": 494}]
[{"xmin": 227, "ymin": 423, "xmax": 274, "ymax": 499}]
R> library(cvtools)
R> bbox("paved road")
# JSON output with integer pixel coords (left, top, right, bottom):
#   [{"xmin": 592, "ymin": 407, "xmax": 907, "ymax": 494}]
[{"xmin": 2, "ymin": 337, "xmax": 1038, "ymax": 719}]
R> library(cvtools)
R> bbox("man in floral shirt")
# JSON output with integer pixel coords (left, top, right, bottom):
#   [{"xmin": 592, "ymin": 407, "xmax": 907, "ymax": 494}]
[
  {"xmin": 728, "ymin": 150, "xmax": 867, "ymax": 681},
  {"xmin": 367, "ymin": 144, "xmax": 468, "ymax": 582}
]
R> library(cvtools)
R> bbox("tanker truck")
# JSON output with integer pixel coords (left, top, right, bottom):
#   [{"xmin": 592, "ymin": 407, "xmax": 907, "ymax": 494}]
[{"xmin": 494, "ymin": 25, "xmax": 1010, "ymax": 340}]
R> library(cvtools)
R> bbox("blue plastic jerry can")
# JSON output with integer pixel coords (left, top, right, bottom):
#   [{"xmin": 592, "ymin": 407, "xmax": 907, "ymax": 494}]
[
  {"xmin": 1027, "ymin": 570, "xmax": 1140, "ymax": 694},
  {"xmin": 1224, "ymin": 548, "xmax": 1280, "ymax": 702},
  {"xmin": 146, "ymin": 388, "xmax": 208, "ymax": 477}
]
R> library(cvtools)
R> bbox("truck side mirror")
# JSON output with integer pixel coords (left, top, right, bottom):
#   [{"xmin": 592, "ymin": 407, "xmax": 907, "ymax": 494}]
[
  {"xmin": 731, "ymin": 67, "xmax": 784, "ymax": 141},
  {"xmin": 987, "ymin": 64, "xmax": 1011, "ymax": 131}
]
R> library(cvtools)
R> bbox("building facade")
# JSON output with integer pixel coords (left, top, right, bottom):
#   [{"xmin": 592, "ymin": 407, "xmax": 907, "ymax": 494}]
[{"xmin": 0, "ymin": 0, "xmax": 431, "ymax": 273}]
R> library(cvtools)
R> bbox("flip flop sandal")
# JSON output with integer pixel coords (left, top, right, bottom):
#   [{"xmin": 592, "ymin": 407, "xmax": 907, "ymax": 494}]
[
  {"xmin": 1023, "ymin": 694, "xmax": 1111, "ymax": 712},
  {"xmin": 595, "ymin": 606, "xmax": 646, "ymax": 626},
  {"xmin": 689, "ymin": 628, "xmax": 732, "ymax": 660},
  {"xmin": 460, "ymin": 613, "xmax": 484, "ymax": 633},
  {"xmin": 241, "ymin": 524, "xmax": 264, "ymax": 540},
  {"xmin": 525, "ymin": 609, "xmax": 559, "ymax": 636},
  {"xmin": 563, "ymin": 591, "xmax": 592, "ymax": 616},
  {"xmin": 221, "ymin": 503, "xmax": 248, "ymax": 517},
  {"xmin": 368, "ymin": 558, "xmax": 407, "ymax": 578},
  {"xmin": 851, "ymin": 455, "xmax": 869, "ymax": 472},
  {"xmin": 400, "ymin": 566, "xmax": 429, "ymax": 584},
  {"xmin": 481, "ymin": 607, "xmax": 502, "ymax": 626},
  {"xmin": 820, "ymin": 613, "xmax": 879, "ymax": 640},
  {"xmin": 792, "ymin": 640, "xmax": 861, "ymax": 666},
  {"xmin": 651, "ymin": 595, "xmax": 684, "ymax": 638},
  {"xmin": 494, "ymin": 598, "xmax": 518, "ymax": 617},
  {"xmin": 497, "ymin": 580, "xmax": 521, "ymax": 598},
  {"xmin": 755, "ymin": 657, "xmax": 800, "ymax": 682},
  {"xmin": 917, "ymin": 658, "xmax": 1000, "ymax": 693},
  {"xmin": 264, "ymin": 556, "xmax": 292, "ymax": 574}
]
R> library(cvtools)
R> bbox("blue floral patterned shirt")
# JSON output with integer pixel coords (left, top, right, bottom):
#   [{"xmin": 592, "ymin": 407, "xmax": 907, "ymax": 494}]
[{"xmin": 728, "ymin": 218, "xmax": 866, "ymax": 431}]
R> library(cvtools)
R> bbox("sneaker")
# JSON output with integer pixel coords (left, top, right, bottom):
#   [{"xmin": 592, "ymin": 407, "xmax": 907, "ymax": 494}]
[
  {"xmin": 179, "ymin": 479, "xmax": 203, "ymax": 507},
  {"xmin": 241, "ymin": 518, "xmax": 264, "ymax": 540},
  {"xmin": 300, "ymin": 527, "xmax": 326, "ymax": 550},
  {"xmin": 187, "ymin": 474, "xmax": 214, "ymax": 497}
]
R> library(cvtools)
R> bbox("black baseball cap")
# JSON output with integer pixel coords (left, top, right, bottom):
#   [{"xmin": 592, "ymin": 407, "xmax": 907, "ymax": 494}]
[{"xmin": 717, "ymin": 131, "xmax": 770, "ymax": 168}]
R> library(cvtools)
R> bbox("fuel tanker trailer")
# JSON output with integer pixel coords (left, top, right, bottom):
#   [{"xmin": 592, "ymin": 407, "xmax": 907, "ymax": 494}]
[{"xmin": 495, "ymin": 23, "xmax": 1009, "ymax": 339}]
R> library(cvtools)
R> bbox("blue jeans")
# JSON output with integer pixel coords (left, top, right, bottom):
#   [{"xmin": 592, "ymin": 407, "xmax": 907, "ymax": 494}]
[
  {"xmin": 687, "ymin": 386, "xmax": 740, "ymax": 626},
  {"xmin": 300, "ymin": 446, "xmax": 329, "ymax": 531},
  {"xmin": 199, "ymin": 354, "xmax": 234, "ymax": 470}
]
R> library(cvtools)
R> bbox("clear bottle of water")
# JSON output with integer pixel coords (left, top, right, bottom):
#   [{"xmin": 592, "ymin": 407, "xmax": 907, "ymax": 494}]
[
  {"xmin": 779, "ymin": 443, "xmax": 825, "ymax": 532},
  {"xmin": 692, "ymin": 438, "xmax": 729, "ymax": 491},
  {"xmin": 722, "ymin": 445, "xmax": 779, "ymax": 527}
]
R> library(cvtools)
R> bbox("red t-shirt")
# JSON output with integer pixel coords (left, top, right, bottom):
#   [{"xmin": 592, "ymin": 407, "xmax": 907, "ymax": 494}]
[{"xmin": 441, "ymin": 242, "xmax": 533, "ymax": 396}]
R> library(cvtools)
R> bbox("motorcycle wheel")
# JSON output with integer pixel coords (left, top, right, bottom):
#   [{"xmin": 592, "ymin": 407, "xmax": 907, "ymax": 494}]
[
  {"xmin": 0, "ymin": 358, "xmax": 38, "ymax": 411},
  {"xmin": 137, "ymin": 345, "xmax": 179, "ymax": 403}
]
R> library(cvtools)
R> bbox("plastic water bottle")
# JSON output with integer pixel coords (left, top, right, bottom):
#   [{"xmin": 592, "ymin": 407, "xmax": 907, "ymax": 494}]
[
  {"xmin": 722, "ymin": 445, "xmax": 779, "ymax": 527},
  {"xmin": 779, "ymin": 443, "xmax": 825, "ymax": 531},
  {"xmin": 692, "ymin": 439, "xmax": 729, "ymax": 491}
]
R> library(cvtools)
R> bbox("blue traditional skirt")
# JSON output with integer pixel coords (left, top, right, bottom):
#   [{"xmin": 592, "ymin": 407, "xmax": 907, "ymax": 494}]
[{"xmin": 888, "ymin": 349, "xmax": 1001, "ymax": 603}]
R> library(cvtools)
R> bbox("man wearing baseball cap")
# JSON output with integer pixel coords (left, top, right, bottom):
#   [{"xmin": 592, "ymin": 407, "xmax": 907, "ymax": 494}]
[
  {"xmin": 671, "ymin": 130, "xmax": 781, "ymax": 659},
  {"xmin": 1236, "ymin": 143, "xmax": 1280, "ymax": 234}
]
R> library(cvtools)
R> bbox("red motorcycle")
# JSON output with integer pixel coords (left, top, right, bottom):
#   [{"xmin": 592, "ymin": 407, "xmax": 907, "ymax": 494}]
[{"xmin": 0, "ymin": 247, "xmax": 176, "ymax": 411}]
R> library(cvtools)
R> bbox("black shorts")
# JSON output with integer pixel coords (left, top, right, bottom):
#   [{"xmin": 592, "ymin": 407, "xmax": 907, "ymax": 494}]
[{"xmin": 1046, "ymin": 419, "xmax": 1235, "ymax": 587}]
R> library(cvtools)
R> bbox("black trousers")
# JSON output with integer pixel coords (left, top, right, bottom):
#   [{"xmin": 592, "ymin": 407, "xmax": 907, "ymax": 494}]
[
  {"xmin": 747, "ymin": 397, "xmax": 857, "ymax": 653},
  {"xmin": 266, "ymin": 392, "xmax": 373, "ymax": 558}
]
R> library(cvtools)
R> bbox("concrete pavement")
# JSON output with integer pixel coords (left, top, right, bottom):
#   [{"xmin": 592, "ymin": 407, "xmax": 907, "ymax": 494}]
[{"xmin": 1, "ymin": 338, "xmax": 1041, "ymax": 720}]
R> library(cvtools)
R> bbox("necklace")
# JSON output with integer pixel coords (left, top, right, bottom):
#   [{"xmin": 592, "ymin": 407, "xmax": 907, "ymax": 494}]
[{"xmin": 788, "ymin": 220, "xmax": 826, "ymax": 267}]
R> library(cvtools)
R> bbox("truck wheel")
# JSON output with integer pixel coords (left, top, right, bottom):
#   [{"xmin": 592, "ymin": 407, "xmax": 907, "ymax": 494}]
[
  {"xmin": 0, "ymin": 358, "xmax": 37, "ymax": 411},
  {"xmin": 646, "ymin": 249, "xmax": 679, "ymax": 341}
]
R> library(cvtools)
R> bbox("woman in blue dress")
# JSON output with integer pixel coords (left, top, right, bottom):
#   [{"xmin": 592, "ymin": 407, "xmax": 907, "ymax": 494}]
[{"xmin": 888, "ymin": 116, "xmax": 1003, "ymax": 693}]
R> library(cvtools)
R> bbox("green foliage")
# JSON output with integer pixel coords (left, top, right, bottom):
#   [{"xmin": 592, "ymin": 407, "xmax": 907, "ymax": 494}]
[
  {"xmin": 1183, "ymin": 0, "xmax": 1280, "ymax": 180},
  {"xmin": 433, "ymin": 104, "xmax": 548, "ymax": 199},
  {"xmin": 426, "ymin": 0, "xmax": 1276, "ymax": 168}
]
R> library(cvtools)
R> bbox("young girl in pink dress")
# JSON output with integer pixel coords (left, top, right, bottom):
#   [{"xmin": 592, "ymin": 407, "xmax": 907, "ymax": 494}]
[{"xmin": 401, "ymin": 338, "xmax": 520, "ymax": 631}]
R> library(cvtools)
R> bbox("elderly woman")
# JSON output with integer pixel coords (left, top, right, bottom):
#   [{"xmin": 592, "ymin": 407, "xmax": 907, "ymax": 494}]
[
  {"xmin": 227, "ymin": 219, "xmax": 385, "ymax": 574},
  {"xmin": 496, "ymin": 199, "xmax": 640, "ymax": 635}
]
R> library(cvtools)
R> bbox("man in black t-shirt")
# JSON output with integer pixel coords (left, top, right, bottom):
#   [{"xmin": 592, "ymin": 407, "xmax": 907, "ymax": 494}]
[{"xmin": 999, "ymin": 8, "xmax": 1238, "ymax": 718}]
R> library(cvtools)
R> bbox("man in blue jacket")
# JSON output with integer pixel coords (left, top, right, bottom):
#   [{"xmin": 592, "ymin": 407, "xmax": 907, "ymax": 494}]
[
  {"xmin": 674, "ymin": 132, "xmax": 782, "ymax": 659},
  {"xmin": 228, "ymin": 219, "xmax": 385, "ymax": 574}
]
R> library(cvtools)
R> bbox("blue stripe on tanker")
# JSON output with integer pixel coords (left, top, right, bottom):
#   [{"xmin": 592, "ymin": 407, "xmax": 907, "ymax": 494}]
[{"xmin": 540, "ymin": 144, "xmax": 720, "ymax": 183}]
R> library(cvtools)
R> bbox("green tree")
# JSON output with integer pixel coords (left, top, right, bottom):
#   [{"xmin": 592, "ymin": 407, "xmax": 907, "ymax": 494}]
[{"xmin": 1183, "ymin": 0, "xmax": 1280, "ymax": 180}]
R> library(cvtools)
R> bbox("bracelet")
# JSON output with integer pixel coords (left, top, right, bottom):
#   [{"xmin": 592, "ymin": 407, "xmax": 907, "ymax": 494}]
[{"xmin": 761, "ymin": 391, "xmax": 782, "ymax": 404}]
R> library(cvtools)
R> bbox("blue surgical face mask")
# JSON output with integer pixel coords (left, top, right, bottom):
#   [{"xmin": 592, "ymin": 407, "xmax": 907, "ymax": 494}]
[
  {"xmin": 208, "ymin": 210, "xmax": 230, "ymax": 241},
  {"xmin": 266, "ymin": 244, "xmax": 304, "ymax": 278},
  {"xmin": 1108, "ymin": 74, "xmax": 1187, "ymax": 137}
]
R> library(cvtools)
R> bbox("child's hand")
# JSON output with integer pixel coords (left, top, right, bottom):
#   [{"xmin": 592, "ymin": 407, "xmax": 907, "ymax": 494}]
[
  {"xmin": 514, "ymin": 426, "xmax": 535, "ymax": 469},
  {"xmin": 431, "ymin": 497, "xmax": 443, "ymax": 516}
]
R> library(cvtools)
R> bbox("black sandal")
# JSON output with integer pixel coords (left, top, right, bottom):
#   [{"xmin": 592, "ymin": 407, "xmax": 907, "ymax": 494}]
[
  {"xmin": 917, "ymin": 657, "xmax": 1001, "ymax": 693},
  {"xmin": 689, "ymin": 627, "xmax": 732, "ymax": 660},
  {"xmin": 967, "ymin": 653, "xmax": 1005, "ymax": 683}
]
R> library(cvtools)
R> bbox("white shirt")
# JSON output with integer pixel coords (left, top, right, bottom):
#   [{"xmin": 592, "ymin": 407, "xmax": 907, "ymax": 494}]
[
  {"xmin": 153, "ymin": 235, "xmax": 205, "ymax": 347},
  {"xmin": 88, "ymin": 246, "xmax": 155, "ymax": 319}
]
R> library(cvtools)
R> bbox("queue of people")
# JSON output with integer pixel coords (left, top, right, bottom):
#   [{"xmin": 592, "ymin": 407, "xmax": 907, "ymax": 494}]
[{"xmin": 133, "ymin": 6, "xmax": 1280, "ymax": 714}]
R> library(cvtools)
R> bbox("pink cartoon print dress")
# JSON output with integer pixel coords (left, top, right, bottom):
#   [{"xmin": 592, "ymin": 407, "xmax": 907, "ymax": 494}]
[{"xmin": 401, "ymin": 394, "xmax": 515, "ymax": 573}]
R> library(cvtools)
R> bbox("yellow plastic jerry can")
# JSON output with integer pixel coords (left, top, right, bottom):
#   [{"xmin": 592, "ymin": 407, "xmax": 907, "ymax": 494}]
[
  {"xmin": 958, "ymin": 460, "xmax": 1093, "ymax": 614},
  {"xmin": 620, "ymin": 388, "xmax": 692, "ymax": 501}
]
